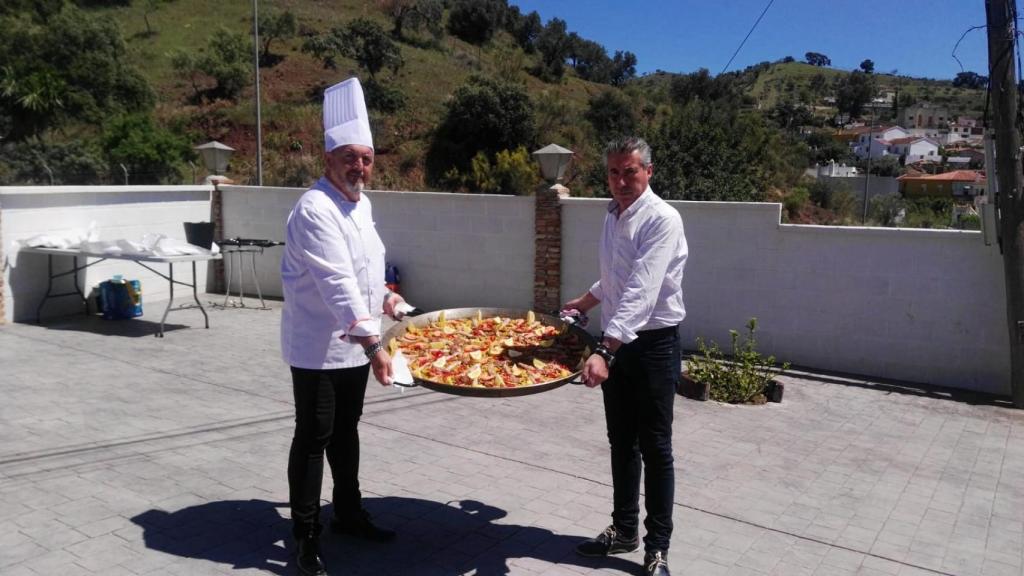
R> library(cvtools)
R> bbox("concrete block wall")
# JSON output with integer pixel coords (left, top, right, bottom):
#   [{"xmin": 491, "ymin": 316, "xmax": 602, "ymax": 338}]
[
  {"xmin": 218, "ymin": 186, "xmax": 536, "ymax": 311},
  {"xmin": 9, "ymin": 183, "xmax": 994, "ymax": 394},
  {"xmin": 218, "ymin": 185, "xmax": 298, "ymax": 302},
  {"xmin": 370, "ymin": 191, "xmax": 535, "ymax": 311},
  {"xmin": 1, "ymin": 185, "xmax": 214, "ymax": 323},
  {"xmin": 563, "ymin": 199, "xmax": 1009, "ymax": 395}
]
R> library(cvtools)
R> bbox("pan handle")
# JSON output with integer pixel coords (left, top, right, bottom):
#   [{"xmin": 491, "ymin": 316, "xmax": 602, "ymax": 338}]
[
  {"xmin": 553, "ymin": 308, "xmax": 589, "ymax": 328},
  {"xmin": 392, "ymin": 380, "xmax": 419, "ymax": 389}
]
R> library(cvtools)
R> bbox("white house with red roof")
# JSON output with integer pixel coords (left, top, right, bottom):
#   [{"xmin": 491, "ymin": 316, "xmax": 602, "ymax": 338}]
[
  {"xmin": 848, "ymin": 124, "xmax": 939, "ymax": 164},
  {"xmin": 850, "ymin": 125, "xmax": 909, "ymax": 158},
  {"xmin": 885, "ymin": 136, "xmax": 940, "ymax": 163}
]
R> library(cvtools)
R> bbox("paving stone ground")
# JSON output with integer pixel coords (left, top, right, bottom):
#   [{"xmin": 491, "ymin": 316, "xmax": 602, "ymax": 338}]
[{"xmin": 1, "ymin": 298, "xmax": 1023, "ymax": 576}]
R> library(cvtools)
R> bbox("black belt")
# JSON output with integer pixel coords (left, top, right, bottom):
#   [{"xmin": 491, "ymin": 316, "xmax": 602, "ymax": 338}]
[
  {"xmin": 603, "ymin": 324, "xmax": 679, "ymax": 343},
  {"xmin": 635, "ymin": 325, "xmax": 679, "ymax": 340}
]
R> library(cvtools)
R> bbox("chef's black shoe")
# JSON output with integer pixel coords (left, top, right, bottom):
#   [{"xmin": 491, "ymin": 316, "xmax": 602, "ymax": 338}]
[
  {"xmin": 330, "ymin": 509, "xmax": 396, "ymax": 542},
  {"xmin": 295, "ymin": 533, "xmax": 326, "ymax": 576}
]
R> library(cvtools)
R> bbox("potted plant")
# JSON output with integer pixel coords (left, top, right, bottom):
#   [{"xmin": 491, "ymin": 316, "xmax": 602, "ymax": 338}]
[{"xmin": 681, "ymin": 318, "xmax": 789, "ymax": 404}]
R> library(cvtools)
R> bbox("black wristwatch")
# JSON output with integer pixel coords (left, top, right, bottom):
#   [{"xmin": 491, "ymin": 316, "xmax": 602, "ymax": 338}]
[{"xmin": 593, "ymin": 344, "xmax": 616, "ymax": 368}]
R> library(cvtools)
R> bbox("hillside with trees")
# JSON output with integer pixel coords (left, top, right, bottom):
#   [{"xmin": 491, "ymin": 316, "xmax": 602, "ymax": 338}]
[{"xmin": 0, "ymin": 0, "xmax": 988, "ymax": 226}]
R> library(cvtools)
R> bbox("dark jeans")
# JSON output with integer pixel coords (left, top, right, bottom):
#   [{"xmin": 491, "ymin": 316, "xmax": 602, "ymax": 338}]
[
  {"xmin": 601, "ymin": 325, "xmax": 680, "ymax": 553},
  {"xmin": 288, "ymin": 364, "xmax": 370, "ymax": 539}
]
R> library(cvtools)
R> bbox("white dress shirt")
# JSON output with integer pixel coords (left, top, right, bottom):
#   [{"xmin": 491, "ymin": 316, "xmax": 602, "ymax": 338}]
[
  {"xmin": 589, "ymin": 187, "xmax": 688, "ymax": 344},
  {"xmin": 280, "ymin": 177, "xmax": 387, "ymax": 369}
]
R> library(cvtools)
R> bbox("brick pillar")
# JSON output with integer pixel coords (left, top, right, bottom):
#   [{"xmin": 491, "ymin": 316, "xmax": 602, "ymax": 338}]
[
  {"xmin": 534, "ymin": 184, "xmax": 568, "ymax": 313},
  {"xmin": 211, "ymin": 183, "xmax": 226, "ymax": 294}
]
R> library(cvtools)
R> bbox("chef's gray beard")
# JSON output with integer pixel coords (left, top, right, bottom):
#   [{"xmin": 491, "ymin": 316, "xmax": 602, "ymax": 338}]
[{"xmin": 341, "ymin": 179, "xmax": 364, "ymax": 198}]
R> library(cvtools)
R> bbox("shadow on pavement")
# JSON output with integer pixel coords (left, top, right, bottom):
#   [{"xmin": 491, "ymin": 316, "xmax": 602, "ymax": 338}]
[
  {"xmin": 785, "ymin": 366, "xmax": 1016, "ymax": 408},
  {"xmin": 132, "ymin": 496, "xmax": 638, "ymax": 575},
  {"xmin": 131, "ymin": 499, "xmax": 292, "ymax": 574},
  {"xmin": 39, "ymin": 314, "xmax": 192, "ymax": 337}
]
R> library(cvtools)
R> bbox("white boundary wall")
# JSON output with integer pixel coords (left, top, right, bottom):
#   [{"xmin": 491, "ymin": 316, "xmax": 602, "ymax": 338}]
[
  {"xmin": 1, "ymin": 185, "xmax": 213, "ymax": 323},
  {"xmin": 219, "ymin": 186, "xmax": 536, "ymax": 311},
  {"xmin": 5, "ymin": 184, "xmax": 1007, "ymax": 394},
  {"xmin": 563, "ymin": 199, "xmax": 1009, "ymax": 395}
]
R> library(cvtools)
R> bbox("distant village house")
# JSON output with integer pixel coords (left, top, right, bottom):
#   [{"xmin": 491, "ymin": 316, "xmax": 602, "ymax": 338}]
[
  {"xmin": 899, "ymin": 101, "xmax": 949, "ymax": 129},
  {"xmin": 897, "ymin": 170, "xmax": 986, "ymax": 198}
]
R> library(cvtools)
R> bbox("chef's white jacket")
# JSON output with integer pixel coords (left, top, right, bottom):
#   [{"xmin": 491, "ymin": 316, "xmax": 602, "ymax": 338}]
[{"xmin": 280, "ymin": 177, "xmax": 386, "ymax": 369}]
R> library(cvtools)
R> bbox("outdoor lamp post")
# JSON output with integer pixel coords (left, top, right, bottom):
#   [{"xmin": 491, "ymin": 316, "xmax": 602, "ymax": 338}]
[
  {"xmin": 532, "ymin": 143, "xmax": 574, "ymax": 183},
  {"xmin": 195, "ymin": 140, "xmax": 235, "ymax": 184},
  {"xmin": 531, "ymin": 143, "xmax": 573, "ymax": 312}
]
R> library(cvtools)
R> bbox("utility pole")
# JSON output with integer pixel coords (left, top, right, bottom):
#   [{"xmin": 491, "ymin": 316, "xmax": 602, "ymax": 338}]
[
  {"xmin": 862, "ymin": 105, "xmax": 876, "ymax": 224},
  {"xmin": 986, "ymin": 0, "xmax": 1024, "ymax": 407},
  {"xmin": 252, "ymin": 0, "xmax": 264, "ymax": 186}
]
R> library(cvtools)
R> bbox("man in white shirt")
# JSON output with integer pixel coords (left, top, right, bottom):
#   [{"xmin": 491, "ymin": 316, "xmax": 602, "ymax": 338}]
[
  {"xmin": 280, "ymin": 77, "xmax": 406, "ymax": 576},
  {"xmin": 563, "ymin": 136, "xmax": 687, "ymax": 576}
]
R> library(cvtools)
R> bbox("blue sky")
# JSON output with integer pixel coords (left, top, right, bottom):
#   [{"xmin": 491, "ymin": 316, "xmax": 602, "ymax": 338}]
[{"xmin": 511, "ymin": 1, "xmax": 991, "ymax": 80}]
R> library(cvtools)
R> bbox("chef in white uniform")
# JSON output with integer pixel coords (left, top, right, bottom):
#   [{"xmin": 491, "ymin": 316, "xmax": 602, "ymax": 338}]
[{"xmin": 280, "ymin": 77, "xmax": 405, "ymax": 576}]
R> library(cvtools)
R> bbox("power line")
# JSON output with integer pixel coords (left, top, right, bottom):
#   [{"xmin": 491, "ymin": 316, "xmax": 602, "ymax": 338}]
[
  {"xmin": 720, "ymin": 0, "xmax": 776, "ymax": 75},
  {"xmin": 951, "ymin": 24, "xmax": 987, "ymax": 73}
]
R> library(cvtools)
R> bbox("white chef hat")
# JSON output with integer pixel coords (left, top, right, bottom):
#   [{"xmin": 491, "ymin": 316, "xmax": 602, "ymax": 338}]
[{"xmin": 323, "ymin": 77, "xmax": 373, "ymax": 152}]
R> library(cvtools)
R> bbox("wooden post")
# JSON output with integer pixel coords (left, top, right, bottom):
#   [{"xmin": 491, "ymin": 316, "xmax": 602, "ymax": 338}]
[{"xmin": 986, "ymin": 0, "xmax": 1024, "ymax": 407}]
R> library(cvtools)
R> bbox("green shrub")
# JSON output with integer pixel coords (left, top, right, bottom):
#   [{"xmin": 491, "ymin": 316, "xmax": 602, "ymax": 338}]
[
  {"xmin": 956, "ymin": 212, "xmax": 981, "ymax": 230},
  {"xmin": 783, "ymin": 185, "xmax": 809, "ymax": 220},
  {"xmin": 686, "ymin": 318, "xmax": 789, "ymax": 404},
  {"xmin": 468, "ymin": 146, "xmax": 539, "ymax": 195}
]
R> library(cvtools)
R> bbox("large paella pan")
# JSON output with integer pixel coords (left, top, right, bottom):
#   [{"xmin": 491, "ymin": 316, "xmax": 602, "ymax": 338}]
[{"xmin": 382, "ymin": 307, "xmax": 596, "ymax": 397}]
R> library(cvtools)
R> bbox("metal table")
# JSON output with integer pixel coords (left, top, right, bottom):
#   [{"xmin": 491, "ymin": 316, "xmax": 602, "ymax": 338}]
[
  {"xmin": 20, "ymin": 246, "xmax": 221, "ymax": 337},
  {"xmin": 216, "ymin": 238, "xmax": 284, "ymax": 310}
]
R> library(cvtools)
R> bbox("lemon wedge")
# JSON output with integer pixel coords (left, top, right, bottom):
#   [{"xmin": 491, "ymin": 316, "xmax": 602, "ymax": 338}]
[
  {"xmin": 532, "ymin": 358, "xmax": 547, "ymax": 369},
  {"xmin": 527, "ymin": 310, "xmax": 535, "ymax": 324},
  {"xmin": 488, "ymin": 345, "xmax": 503, "ymax": 356},
  {"xmin": 432, "ymin": 357, "xmax": 447, "ymax": 369},
  {"xmin": 438, "ymin": 310, "xmax": 446, "ymax": 325},
  {"xmin": 467, "ymin": 364, "xmax": 482, "ymax": 380},
  {"xmin": 469, "ymin": 350, "xmax": 483, "ymax": 362},
  {"xmin": 503, "ymin": 337, "xmax": 514, "ymax": 347}
]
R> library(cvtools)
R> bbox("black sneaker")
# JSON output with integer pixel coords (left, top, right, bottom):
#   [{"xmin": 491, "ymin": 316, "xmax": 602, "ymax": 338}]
[
  {"xmin": 295, "ymin": 533, "xmax": 327, "ymax": 576},
  {"xmin": 330, "ymin": 509, "xmax": 396, "ymax": 542},
  {"xmin": 575, "ymin": 525, "xmax": 640, "ymax": 557},
  {"xmin": 644, "ymin": 550, "xmax": 670, "ymax": 576}
]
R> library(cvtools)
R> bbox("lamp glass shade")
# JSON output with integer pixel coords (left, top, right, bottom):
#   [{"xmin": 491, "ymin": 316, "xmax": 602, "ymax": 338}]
[
  {"xmin": 532, "ymin": 143, "xmax": 574, "ymax": 182},
  {"xmin": 195, "ymin": 141, "xmax": 235, "ymax": 174}
]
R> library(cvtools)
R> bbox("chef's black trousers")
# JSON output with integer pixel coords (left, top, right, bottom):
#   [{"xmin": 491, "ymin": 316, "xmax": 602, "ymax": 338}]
[{"xmin": 288, "ymin": 364, "xmax": 370, "ymax": 539}]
